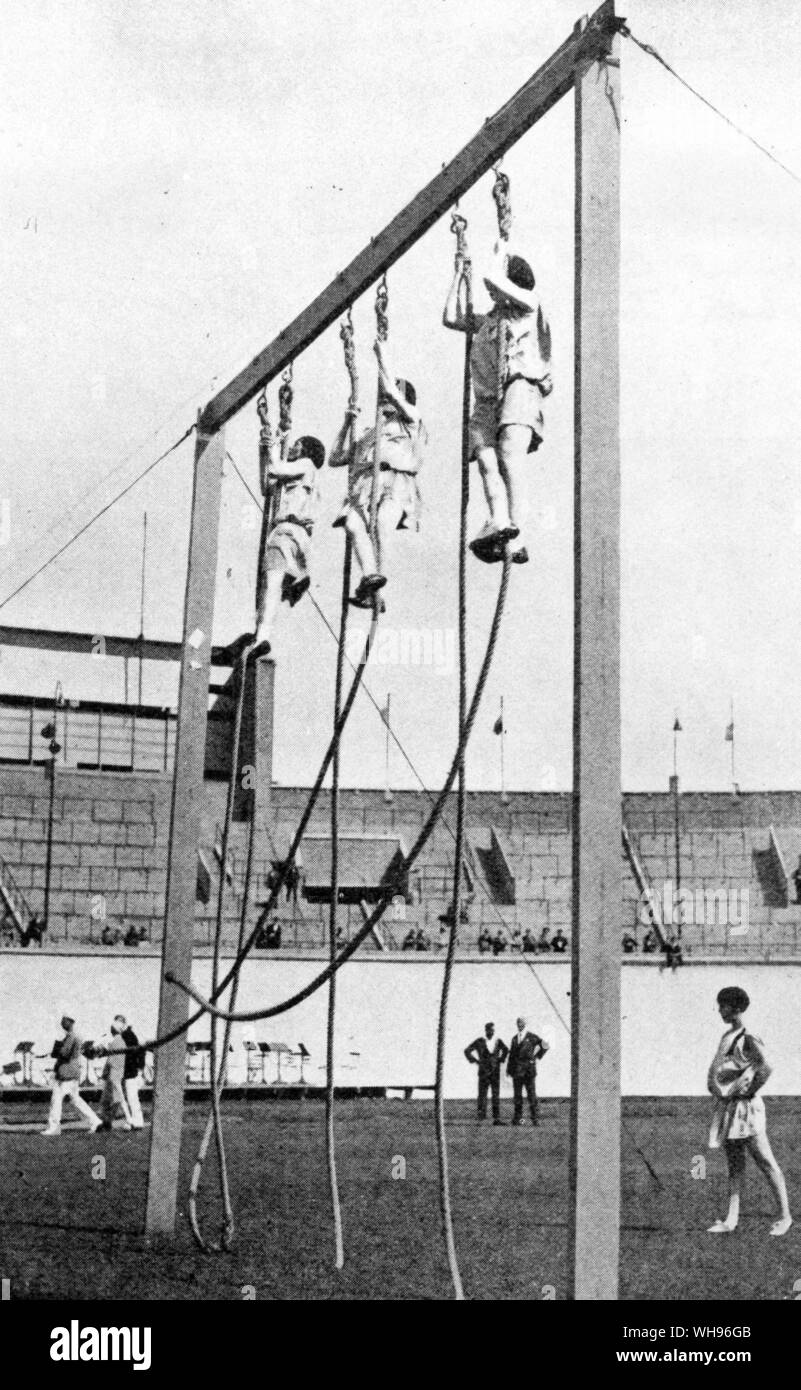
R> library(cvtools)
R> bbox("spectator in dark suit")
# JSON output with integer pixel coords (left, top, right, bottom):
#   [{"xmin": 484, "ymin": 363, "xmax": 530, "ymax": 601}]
[
  {"xmin": 115, "ymin": 1014, "xmax": 145, "ymax": 1130},
  {"xmin": 507, "ymin": 1016, "xmax": 549, "ymax": 1126},
  {"xmin": 464, "ymin": 1022, "xmax": 509, "ymax": 1125},
  {"xmin": 551, "ymin": 927, "xmax": 568, "ymax": 953}
]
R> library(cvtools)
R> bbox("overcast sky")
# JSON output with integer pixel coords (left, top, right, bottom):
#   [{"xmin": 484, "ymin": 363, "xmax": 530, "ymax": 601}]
[{"xmin": 1, "ymin": 0, "xmax": 800, "ymax": 794}]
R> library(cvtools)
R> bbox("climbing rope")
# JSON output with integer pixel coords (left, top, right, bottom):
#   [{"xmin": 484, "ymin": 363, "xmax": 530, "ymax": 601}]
[
  {"xmin": 167, "ymin": 553, "xmax": 512, "ymax": 1026},
  {"xmin": 255, "ymin": 387, "xmax": 275, "ymax": 624},
  {"xmin": 433, "ymin": 209, "xmax": 476, "ymax": 1302},
  {"xmin": 188, "ymin": 650, "xmax": 255, "ymax": 1251},
  {"xmin": 139, "ymin": 589, "xmax": 383, "ymax": 1069},
  {"xmin": 370, "ymin": 275, "xmax": 389, "ymax": 570},
  {"xmin": 326, "ymin": 535, "xmax": 351, "ymax": 1271},
  {"xmin": 491, "ymin": 167, "xmax": 513, "ymax": 420},
  {"xmin": 324, "ymin": 311, "xmax": 361, "ymax": 1271}
]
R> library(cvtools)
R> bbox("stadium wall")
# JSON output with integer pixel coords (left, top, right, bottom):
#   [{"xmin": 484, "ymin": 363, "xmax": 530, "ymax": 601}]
[{"xmin": 2, "ymin": 953, "xmax": 799, "ymax": 1099}]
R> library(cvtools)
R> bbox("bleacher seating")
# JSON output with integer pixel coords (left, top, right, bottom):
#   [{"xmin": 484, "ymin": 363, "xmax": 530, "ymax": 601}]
[{"xmin": 2, "ymin": 768, "xmax": 801, "ymax": 957}]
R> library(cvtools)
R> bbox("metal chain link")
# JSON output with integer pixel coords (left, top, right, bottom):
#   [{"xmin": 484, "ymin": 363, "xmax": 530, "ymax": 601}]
[
  {"xmin": 374, "ymin": 274, "xmax": 389, "ymax": 343},
  {"xmin": 278, "ymin": 362, "xmax": 294, "ymax": 455},
  {"xmin": 256, "ymin": 389, "xmax": 272, "ymax": 497},
  {"xmin": 492, "ymin": 165, "xmax": 513, "ymax": 243},
  {"xmin": 339, "ymin": 306, "xmax": 359, "ymax": 416}
]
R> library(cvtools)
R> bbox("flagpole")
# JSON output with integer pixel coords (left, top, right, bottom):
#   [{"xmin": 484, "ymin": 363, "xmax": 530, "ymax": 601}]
[
  {"xmin": 137, "ymin": 511, "xmax": 148, "ymax": 707},
  {"xmin": 730, "ymin": 697, "xmax": 735, "ymax": 788},
  {"xmin": 500, "ymin": 695, "xmax": 508, "ymax": 803},
  {"xmin": 384, "ymin": 692, "xmax": 392, "ymax": 802},
  {"xmin": 671, "ymin": 715, "xmax": 682, "ymax": 934}
]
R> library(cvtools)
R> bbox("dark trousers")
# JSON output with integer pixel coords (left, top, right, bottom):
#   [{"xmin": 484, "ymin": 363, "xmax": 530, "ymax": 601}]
[
  {"xmin": 477, "ymin": 1072, "xmax": 501, "ymax": 1120},
  {"xmin": 512, "ymin": 1069, "xmax": 538, "ymax": 1123}
]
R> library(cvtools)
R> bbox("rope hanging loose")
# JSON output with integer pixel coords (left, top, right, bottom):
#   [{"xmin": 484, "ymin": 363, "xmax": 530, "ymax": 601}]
[
  {"xmin": 433, "ymin": 210, "xmax": 475, "ymax": 1303},
  {"xmin": 322, "ymin": 312, "xmax": 362, "ymax": 1273},
  {"xmin": 370, "ymin": 275, "xmax": 389, "ymax": 570},
  {"xmin": 188, "ymin": 648, "xmax": 252, "ymax": 1253},
  {"xmin": 168, "ymin": 554, "xmax": 512, "ymax": 1028}
]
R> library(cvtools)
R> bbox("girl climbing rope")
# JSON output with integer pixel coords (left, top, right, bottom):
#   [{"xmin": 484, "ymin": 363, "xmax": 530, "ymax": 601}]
[
  {"xmin": 442, "ymin": 169, "xmax": 552, "ymax": 565},
  {"xmin": 248, "ymin": 370, "xmax": 326, "ymax": 658},
  {"xmin": 330, "ymin": 277, "xmax": 427, "ymax": 609}
]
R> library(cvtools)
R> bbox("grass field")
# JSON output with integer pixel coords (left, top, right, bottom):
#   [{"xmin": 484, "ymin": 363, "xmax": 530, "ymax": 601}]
[{"xmin": 1, "ymin": 1096, "xmax": 799, "ymax": 1301}]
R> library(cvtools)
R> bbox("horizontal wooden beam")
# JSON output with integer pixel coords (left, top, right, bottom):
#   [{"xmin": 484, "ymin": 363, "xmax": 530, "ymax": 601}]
[
  {"xmin": 0, "ymin": 625, "xmax": 240, "ymax": 668},
  {"xmin": 199, "ymin": 0, "xmax": 618, "ymax": 434}
]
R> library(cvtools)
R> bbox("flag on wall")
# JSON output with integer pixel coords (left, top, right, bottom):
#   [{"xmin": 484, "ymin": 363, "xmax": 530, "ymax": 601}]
[
  {"xmin": 725, "ymin": 722, "xmax": 734, "ymax": 742},
  {"xmin": 493, "ymin": 714, "xmax": 504, "ymax": 735},
  {"xmin": 673, "ymin": 717, "xmax": 682, "ymax": 732}
]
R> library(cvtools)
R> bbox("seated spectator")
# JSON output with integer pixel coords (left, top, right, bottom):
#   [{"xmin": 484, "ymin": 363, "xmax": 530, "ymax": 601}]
[
  {"xmin": 265, "ymin": 920, "xmax": 282, "ymax": 950},
  {"xmin": 123, "ymin": 924, "xmax": 147, "ymax": 947},
  {"xmin": 415, "ymin": 927, "xmax": 431, "ymax": 952},
  {"xmin": 537, "ymin": 926, "xmax": 552, "ymax": 953},
  {"xmin": 641, "ymin": 927, "xmax": 658, "ymax": 954},
  {"xmin": 438, "ymin": 903, "xmax": 469, "ymax": 929},
  {"xmin": 551, "ymin": 928, "xmax": 568, "ymax": 954},
  {"xmin": 621, "ymin": 930, "xmax": 637, "ymax": 954},
  {"xmin": 477, "ymin": 927, "xmax": 493, "ymax": 954},
  {"xmin": 793, "ymin": 856, "xmax": 801, "ymax": 906},
  {"xmin": 20, "ymin": 915, "xmax": 46, "ymax": 948},
  {"xmin": 492, "ymin": 930, "xmax": 507, "ymax": 956},
  {"xmin": 521, "ymin": 928, "xmax": 537, "ymax": 954},
  {"xmin": 664, "ymin": 934, "xmax": 683, "ymax": 970},
  {"xmin": 403, "ymin": 928, "xmax": 417, "ymax": 951},
  {"xmin": 101, "ymin": 923, "xmax": 122, "ymax": 947}
]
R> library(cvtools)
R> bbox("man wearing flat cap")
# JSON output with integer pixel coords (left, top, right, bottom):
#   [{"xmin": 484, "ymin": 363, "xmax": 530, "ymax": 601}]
[{"xmin": 41, "ymin": 1013, "xmax": 101, "ymax": 1135}]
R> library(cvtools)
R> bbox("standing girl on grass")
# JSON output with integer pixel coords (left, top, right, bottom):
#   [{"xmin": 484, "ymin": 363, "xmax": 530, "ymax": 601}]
[{"xmin": 706, "ymin": 986, "xmax": 792, "ymax": 1236}]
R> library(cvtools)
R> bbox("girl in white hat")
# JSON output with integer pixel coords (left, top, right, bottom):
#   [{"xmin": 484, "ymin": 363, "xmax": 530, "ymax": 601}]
[
  {"xmin": 330, "ymin": 338, "xmax": 426, "ymax": 608},
  {"xmin": 443, "ymin": 249, "xmax": 552, "ymax": 563}
]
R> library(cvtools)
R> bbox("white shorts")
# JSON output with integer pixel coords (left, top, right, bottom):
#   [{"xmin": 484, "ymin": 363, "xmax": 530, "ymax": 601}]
[
  {"xmin": 469, "ymin": 378, "xmax": 547, "ymax": 458},
  {"xmin": 264, "ymin": 520, "xmax": 311, "ymax": 584},
  {"xmin": 334, "ymin": 467, "xmax": 421, "ymax": 532}
]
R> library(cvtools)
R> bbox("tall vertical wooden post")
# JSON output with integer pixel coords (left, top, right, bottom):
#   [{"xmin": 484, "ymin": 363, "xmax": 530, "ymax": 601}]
[
  {"xmin": 569, "ymin": 18, "xmax": 621, "ymax": 1300},
  {"xmin": 145, "ymin": 423, "xmax": 225, "ymax": 1235}
]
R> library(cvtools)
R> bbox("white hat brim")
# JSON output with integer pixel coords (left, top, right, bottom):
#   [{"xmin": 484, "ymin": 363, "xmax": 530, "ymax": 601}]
[{"xmin": 483, "ymin": 269, "xmax": 538, "ymax": 311}]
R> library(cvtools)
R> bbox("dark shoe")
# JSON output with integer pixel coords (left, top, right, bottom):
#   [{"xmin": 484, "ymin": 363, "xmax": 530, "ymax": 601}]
[
  {"xmin": 510, "ymin": 546, "xmax": 529, "ymax": 565},
  {"xmin": 284, "ymin": 575, "xmax": 311, "ymax": 608},
  {"xmin": 247, "ymin": 639, "xmax": 272, "ymax": 662},
  {"xmin": 219, "ymin": 631, "xmax": 255, "ymax": 664},
  {"xmin": 493, "ymin": 1119, "xmax": 506, "ymax": 1126},
  {"xmin": 97, "ymin": 1122, "xmax": 112, "ymax": 1132},
  {"xmin": 469, "ymin": 532, "xmax": 504, "ymax": 565},
  {"xmin": 511, "ymin": 1118, "xmax": 523, "ymax": 1127},
  {"xmin": 362, "ymin": 573, "xmax": 387, "ymax": 593},
  {"xmin": 350, "ymin": 575, "xmax": 387, "ymax": 609}
]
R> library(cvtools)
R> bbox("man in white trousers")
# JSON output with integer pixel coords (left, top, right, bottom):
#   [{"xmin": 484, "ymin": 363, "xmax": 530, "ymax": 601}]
[{"xmin": 41, "ymin": 1014, "xmax": 101, "ymax": 1135}]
